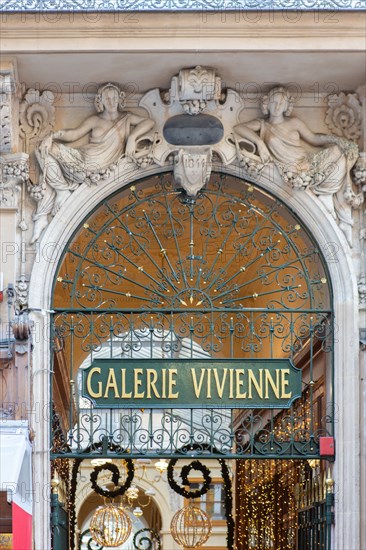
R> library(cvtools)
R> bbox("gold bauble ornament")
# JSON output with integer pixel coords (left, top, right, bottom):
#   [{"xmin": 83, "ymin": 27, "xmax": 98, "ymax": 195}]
[
  {"xmin": 90, "ymin": 502, "xmax": 132, "ymax": 547},
  {"xmin": 170, "ymin": 501, "xmax": 212, "ymax": 548}
]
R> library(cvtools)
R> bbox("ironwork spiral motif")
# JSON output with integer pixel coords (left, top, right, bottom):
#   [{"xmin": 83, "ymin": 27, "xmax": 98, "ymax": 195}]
[
  {"xmin": 167, "ymin": 459, "xmax": 212, "ymax": 499},
  {"xmin": 90, "ymin": 461, "xmax": 134, "ymax": 498},
  {"xmin": 133, "ymin": 528, "xmax": 161, "ymax": 550}
]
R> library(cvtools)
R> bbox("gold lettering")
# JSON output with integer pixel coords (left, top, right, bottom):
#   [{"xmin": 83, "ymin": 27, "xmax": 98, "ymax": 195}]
[
  {"xmin": 162, "ymin": 368, "xmax": 167, "ymax": 399},
  {"xmin": 104, "ymin": 368, "xmax": 119, "ymax": 399},
  {"xmin": 281, "ymin": 369, "xmax": 292, "ymax": 398},
  {"xmin": 213, "ymin": 368, "xmax": 227, "ymax": 398},
  {"xmin": 134, "ymin": 369, "xmax": 145, "ymax": 398},
  {"xmin": 248, "ymin": 369, "xmax": 263, "ymax": 399},
  {"xmin": 265, "ymin": 369, "xmax": 280, "ymax": 399},
  {"xmin": 206, "ymin": 369, "xmax": 211, "ymax": 399},
  {"xmin": 168, "ymin": 369, "xmax": 179, "ymax": 398},
  {"xmin": 120, "ymin": 369, "xmax": 132, "ymax": 398},
  {"xmin": 229, "ymin": 368, "xmax": 234, "ymax": 399},
  {"xmin": 146, "ymin": 369, "xmax": 160, "ymax": 399},
  {"xmin": 191, "ymin": 368, "xmax": 206, "ymax": 398},
  {"xmin": 235, "ymin": 369, "xmax": 247, "ymax": 398},
  {"xmin": 86, "ymin": 367, "xmax": 102, "ymax": 399}
]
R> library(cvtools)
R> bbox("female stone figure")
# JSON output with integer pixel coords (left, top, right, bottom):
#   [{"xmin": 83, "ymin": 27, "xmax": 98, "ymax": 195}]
[
  {"xmin": 31, "ymin": 83, "xmax": 155, "ymax": 243},
  {"xmin": 234, "ymin": 86, "xmax": 360, "ymax": 244}
]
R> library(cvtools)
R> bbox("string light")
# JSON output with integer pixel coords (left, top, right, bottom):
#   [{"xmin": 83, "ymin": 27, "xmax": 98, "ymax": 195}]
[{"xmin": 170, "ymin": 501, "xmax": 212, "ymax": 548}]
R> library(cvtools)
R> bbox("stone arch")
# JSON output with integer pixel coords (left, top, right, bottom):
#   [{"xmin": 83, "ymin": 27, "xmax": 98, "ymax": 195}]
[{"xmin": 29, "ymin": 165, "xmax": 360, "ymax": 550}]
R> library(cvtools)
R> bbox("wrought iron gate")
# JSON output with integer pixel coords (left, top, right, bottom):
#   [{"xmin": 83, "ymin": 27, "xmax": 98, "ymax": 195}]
[{"xmin": 51, "ymin": 172, "xmax": 334, "ymax": 461}]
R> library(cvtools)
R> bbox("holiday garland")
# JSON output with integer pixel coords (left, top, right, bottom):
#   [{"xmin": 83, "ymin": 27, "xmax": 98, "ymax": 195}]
[
  {"xmin": 90, "ymin": 461, "xmax": 134, "ymax": 498},
  {"xmin": 68, "ymin": 442, "xmax": 135, "ymax": 550},
  {"xmin": 70, "ymin": 458, "xmax": 83, "ymax": 550},
  {"xmin": 218, "ymin": 457, "xmax": 235, "ymax": 550},
  {"xmin": 78, "ymin": 529, "xmax": 103, "ymax": 550},
  {"xmin": 167, "ymin": 459, "xmax": 212, "ymax": 499},
  {"xmin": 167, "ymin": 445, "xmax": 234, "ymax": 550},
  {"xmin": 133, "ymin": 528, "xmax": 161, "ymax": 550}
]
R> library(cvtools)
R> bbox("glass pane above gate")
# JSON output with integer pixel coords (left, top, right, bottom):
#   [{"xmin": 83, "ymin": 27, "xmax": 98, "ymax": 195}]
[{"xmin": 51, "ymin": 173, "xmax": 333, "ymax": 459}]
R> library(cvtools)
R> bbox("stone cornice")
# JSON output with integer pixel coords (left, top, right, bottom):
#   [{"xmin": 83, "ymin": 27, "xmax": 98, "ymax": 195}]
[{"xmin": 1, "ymin": 12, "xmax": 365, "ymax": 51}]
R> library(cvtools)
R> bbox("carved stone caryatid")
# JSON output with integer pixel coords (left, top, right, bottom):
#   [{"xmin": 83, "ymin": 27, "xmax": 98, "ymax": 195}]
[
  {"xmin": 29, "ymin": 82, "xmax": 155, "ymax": 243},
  {"xmin": 325, "ymin": 92, "xmax": 362, "ymax": 143},
  {"xmin": 234, "ymin": 86, "xmax": 363, "ymax": 246}
]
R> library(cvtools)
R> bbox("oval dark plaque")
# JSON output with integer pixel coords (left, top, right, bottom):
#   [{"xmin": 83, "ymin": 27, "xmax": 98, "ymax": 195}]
[{"xmin": 163, "ymin": 114, "xmax": 224, "ymax": 146}]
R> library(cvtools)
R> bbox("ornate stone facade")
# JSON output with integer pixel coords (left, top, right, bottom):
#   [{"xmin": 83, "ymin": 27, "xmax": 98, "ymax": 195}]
[{"xmin": 0, "ymin": 10, "xmax": 365, "ymax": 548}]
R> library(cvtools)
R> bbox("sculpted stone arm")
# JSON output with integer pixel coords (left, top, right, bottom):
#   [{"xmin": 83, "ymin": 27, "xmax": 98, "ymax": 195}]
[
  {"xmin": 52, "ymin": 116, "xmax": 96, "ymax": 143},
  {"xmin": 125, "ymin": 114, "xmax": 155, "ymax": 156},
  {"xmin": 294, "ymin": 118, "xmax": 336, "ymax": 147},
  {"xmin": 234, "ymin": 120, "xmax": 271, "ymax": 163}
]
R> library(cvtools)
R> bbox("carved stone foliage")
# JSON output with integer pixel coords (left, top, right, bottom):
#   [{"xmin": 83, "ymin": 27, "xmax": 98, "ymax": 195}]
[
  {"xmin": 14, "ymin": 275, "xmax": 29, "ymax": 313},
  {"xmin": 19, "ymin": 89, "xmax": 56, "ymax": 143},
  {"xmin": 0, "ymin": 70, "xmax": 17, "ymax": 154},
  {"xmin": 0, "ymin": 153, "xmax": 29, "ymax": 208},
  {"xmin": 359, "ymin": 276, "xmax": 366, "ymax": 306},
  {"xmin": 0, "ymin": 94, "xmax": 11, "ymax": 152},
  {"xmin": 352, "ymin": 152, "xmax": 366, "ymax": 192},
  {"xmin": 325, "ymin": 92, "xmax": 362, "ymax": 143}
]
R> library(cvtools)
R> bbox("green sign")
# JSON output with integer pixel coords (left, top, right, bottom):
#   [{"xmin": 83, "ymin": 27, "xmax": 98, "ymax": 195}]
[{"xmin": 81, "ymin": 359, "xmax": 302, "ymax": 409}]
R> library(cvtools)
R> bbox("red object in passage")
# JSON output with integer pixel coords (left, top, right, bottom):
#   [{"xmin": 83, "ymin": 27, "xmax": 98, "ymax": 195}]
[{"xmin": 319, "ymin": 436, "xmax": 335, "ymax": 457}]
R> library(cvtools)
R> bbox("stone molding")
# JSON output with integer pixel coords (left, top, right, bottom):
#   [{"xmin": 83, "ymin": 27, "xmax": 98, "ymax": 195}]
[{"xmin": 1, "ymin": 13, "xmax": 365, "ymax": 52}]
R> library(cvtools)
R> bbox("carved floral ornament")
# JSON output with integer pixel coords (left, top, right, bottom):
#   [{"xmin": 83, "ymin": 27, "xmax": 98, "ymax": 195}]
[
  {"xmin": 20, "ymin": 66, "xmax": 365, "ymax": 247},
  {"xmin": 325, "ymin": 92, "xmax": 362, "ymax": 143}
]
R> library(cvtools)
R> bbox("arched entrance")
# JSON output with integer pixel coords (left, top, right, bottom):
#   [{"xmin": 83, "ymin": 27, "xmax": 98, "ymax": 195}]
[{"xmin": 48, "ymin": 172, "xmax": 334, "ymax": 548}]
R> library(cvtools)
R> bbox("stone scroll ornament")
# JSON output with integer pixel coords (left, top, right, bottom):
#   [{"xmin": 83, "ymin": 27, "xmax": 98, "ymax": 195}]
[
  {"xmin": 234, "ymin": 86, "xmax": 364, "ymax": 247},
  {"xmin": 138, "ymin": 65, "xmax": 250, "ymax": 196}
]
